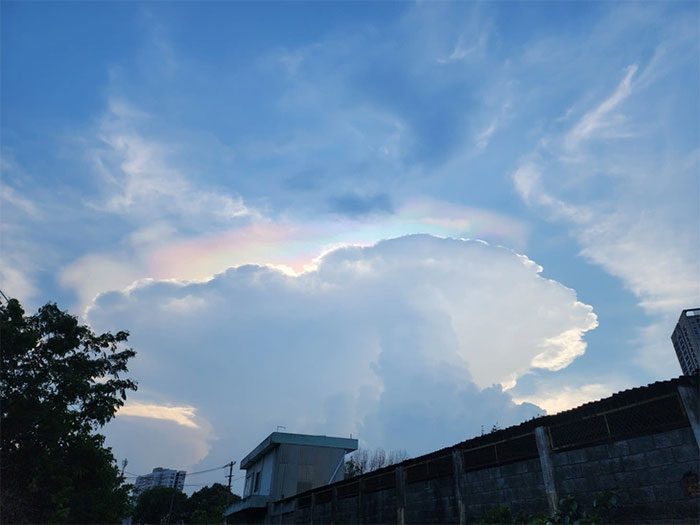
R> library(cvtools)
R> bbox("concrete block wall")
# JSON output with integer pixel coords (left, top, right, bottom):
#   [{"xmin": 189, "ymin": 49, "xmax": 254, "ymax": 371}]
[
  {"xmin": 334, "ymin": 495, "xmax": 358, "ymax": 523},
  {"xmin": 363, "ymin": 486, "xmax": 397, "ymax": 523},
  {"xmin": 551, "ymin": 427, "xmax": 699, "ymax": 522},
  {"xmin": 462, "ymin": 457, "xmax": 546, "ymax": 521},
  {"xmin": 263, "ymin": 377, "xmax": 699, "ymax": 524},
  {"xmin": 403, "ymin": 475, "xmax": 457, "ymax": 524}
]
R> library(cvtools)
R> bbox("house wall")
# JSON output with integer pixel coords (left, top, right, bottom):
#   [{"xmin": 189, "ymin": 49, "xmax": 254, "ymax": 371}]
[
  {"xmin": 245, "ymin": 450, "xmax": 277, "ymax": 497},
  {"xmin": 271, "ymin": 444, "xmax": 348, "ymax": 501}
]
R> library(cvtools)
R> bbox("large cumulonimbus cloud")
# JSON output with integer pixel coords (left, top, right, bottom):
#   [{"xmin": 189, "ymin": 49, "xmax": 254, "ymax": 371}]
[{"xmin": 91, "ymin": 235, "xmax": 596, "ymax": 475}]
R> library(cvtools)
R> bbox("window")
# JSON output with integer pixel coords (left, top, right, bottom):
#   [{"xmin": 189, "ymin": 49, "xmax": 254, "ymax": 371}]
[
  {"xmin": 254, "ymin": 471, "xmax": 261, "ymax": 493},
  {"xmin": 244, "ymin": 474, "xmax": 252, "ymax": 496}
]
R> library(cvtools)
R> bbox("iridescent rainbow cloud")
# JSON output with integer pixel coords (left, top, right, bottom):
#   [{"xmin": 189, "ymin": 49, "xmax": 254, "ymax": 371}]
[{"xmin": 148, "ymin": 198, "xmax": 528, "ymax": 282}]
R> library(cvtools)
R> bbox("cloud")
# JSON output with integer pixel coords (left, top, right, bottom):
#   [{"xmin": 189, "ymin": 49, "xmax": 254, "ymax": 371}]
[
  {"xmin": 90, "ymin": 99, "xmax": 253, "ymax": 228},
  {"xmin": 62, "ymin": 197, "xmax": 528, "ymax": 313},
  {"xmin": 513, "ymin": 383, "xmax": 614, "ymax": 415},
  {"xmin": 88, "ymin": 235, "xmax": 596, "ymax": 473},
  {"xmin": 436, "ymin": 31, "xmax": 488, "ymax": 65},
  {"xmin": 0, "ymin": 167, "xmax": 45, "ymax": 305},
  {"xmin": 60, "ymin": 253, "xmax": 144, "ymax": 312},
  {"xmin": 564, "ymin": 64, "xmax": 638, "ymax": 150},
  {"xmin": 118, "ymin": 402, "xmax": 200, "ymax": 428},
  {"xmin": 513, "ymin": 30, "xmax": 699, "ymax": 375},
  {"xmin": 105, "ymin": 412, "xmax": 213, "ymax": 473},
  {"xmin": 0, "ymin": 266, "xmax": 37, "ymax": 306},
  {"xmin": 0, "ymin": 182, "xmax": 41, "ymax": 219},
  {"xmin": 327, "ymin": 192, "xmax": 394, "ymax": 217}
]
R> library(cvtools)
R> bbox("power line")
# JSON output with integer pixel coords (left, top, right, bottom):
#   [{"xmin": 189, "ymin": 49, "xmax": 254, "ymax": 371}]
[
  {"xmin": 123, "ymin": 462, "xmax": 233, "ymax": 479},
  {"xmin": 170, "ymin": 474, "xmax": 246, "ymax": 488},
  {"xmin": 189, "ymin": 464, "xmax": 230, "ymax": 476}
]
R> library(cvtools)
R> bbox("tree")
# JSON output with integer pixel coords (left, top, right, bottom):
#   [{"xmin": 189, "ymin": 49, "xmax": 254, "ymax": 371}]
[
  {"xmin": 0, "ymin": 298, "xmax": 137, "ymax": 523},
  {"xmin": 133, "ymin": 487, "xmax": 187, "ymax": 525},
  {"xmin": 185, "ymin": 483, "xmax": 241, "ymax": 524},
  {"xmin": 345, "ymin": 448, "xmax": 410, "ymax": 478}
]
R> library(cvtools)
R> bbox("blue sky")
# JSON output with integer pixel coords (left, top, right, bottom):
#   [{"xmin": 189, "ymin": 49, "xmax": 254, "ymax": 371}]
[{"xmin": 2, "ymin": 2, "xmax": 698, "ymax": 491}]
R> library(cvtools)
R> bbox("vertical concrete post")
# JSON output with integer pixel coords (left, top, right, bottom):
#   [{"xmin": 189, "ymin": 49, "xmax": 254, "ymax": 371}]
[
  {"xmin": 451, "ymin": 450, "xmax": 467, "ymax": 525},
  {"xmin": 535, "ymin": 426, "xmax": 558, "ymax": 515},
  {"xmin": 678, "ymin": 384, "xmax": 700, "ymax": 451},
  {"xmin": 395, "ymin": 466, "xmax": 406, "ymax": 525}
]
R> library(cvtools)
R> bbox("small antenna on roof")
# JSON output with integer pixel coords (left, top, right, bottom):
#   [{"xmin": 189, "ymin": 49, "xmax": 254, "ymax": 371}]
[{"xmin": 276, "ymin": 425, "xmax": 286, "ymax": 432}]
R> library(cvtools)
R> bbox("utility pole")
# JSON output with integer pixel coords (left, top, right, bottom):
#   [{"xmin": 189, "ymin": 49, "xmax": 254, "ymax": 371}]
[{"xmin": 225, "ymin": 461, "xmax": 236, "ymax": 506}]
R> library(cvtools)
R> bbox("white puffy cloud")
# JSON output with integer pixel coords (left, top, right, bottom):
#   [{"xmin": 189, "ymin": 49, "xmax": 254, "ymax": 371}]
[{"xmin": 88, "ymin": 235, "xmax": 596, "ymax": 475}]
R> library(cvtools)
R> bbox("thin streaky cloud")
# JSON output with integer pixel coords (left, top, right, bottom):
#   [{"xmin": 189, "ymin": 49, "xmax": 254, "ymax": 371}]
[{"xmin": 118, "ymin": 402, "xmax": 200, "ymax": 429}]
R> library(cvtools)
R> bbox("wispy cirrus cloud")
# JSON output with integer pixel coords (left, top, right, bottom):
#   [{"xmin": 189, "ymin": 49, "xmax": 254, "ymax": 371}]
[
  {"xmin": 0, "ymin": 158, "xmax": 45, "ymax": 305},
  {"xmin": 564, "ymin": 64, "xmax": 638, "ymax": 150},
  {"xmin": 91, "ymin": 99, "xmax": 253, "ymax": 228},
  {"xmin": 513, "ymin": 15, "xmax": 699, "ymax": 376}
]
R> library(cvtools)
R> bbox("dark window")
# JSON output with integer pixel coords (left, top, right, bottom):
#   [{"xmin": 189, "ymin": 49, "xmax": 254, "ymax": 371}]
[{"xmin": 254, "ymin": 471, "xmax": 261, "ymax": 493}]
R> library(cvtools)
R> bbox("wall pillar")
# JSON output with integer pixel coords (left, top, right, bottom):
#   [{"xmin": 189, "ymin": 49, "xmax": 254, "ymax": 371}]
[
  {"xmin": 535, "ymin": 426, "xmax": 558, "ymax": 515},
  {"xmin": 395, "ymin": 466, "xmax": 406, "ymax": 525},
  {"xmin": 678, "ymin": 384, "xmax": 700, "ymax": 451},
  {"xmin": 451, "ymin": 450, "xmax": 467, "ymax": 525}
]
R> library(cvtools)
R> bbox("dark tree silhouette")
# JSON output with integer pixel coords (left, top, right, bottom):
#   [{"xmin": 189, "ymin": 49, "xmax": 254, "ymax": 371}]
[
  {"xmin": 0, "ymin": 298, "xmax": 137, "ymax": 523},
  {"xmin": 186, "ymin": 483, "xmax": 241, "ymax": 524},
  {"xmin": 133, "ymin": 487, "xmax": 187, "ymax": 525}
]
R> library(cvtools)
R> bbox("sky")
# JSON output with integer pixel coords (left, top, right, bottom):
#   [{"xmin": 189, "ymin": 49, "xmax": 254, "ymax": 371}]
[{"xmin": 1, "ymin": 1, "xmax": 698, "ymax": 493}]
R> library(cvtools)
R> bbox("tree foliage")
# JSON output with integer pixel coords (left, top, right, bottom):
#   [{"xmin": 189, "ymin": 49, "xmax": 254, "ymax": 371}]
[
  {"xmin": 132, "ymin": 483, "xmax": 240, "ymax": 525},
  {"xmin": 0, "ymin": 298, "xmax": 138, "ymax": 523},
  {"xmin": 186, "ymin": 483, "xmax": 240, "ymax": 524},
  {"xmin": 133, "ymin": 487, "xmax": 187, "ymax": 525}
]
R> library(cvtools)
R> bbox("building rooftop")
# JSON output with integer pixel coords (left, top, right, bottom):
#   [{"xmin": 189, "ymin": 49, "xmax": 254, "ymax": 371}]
[{"xmin": 240, "ymin": 432, "xmax": 358, "ymax": 469}]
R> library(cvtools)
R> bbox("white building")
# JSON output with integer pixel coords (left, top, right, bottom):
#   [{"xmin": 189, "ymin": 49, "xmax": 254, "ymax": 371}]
[
  {"xmin": 672, "ymin": 308, "xmax": 700, "ymax": 375},
  {"xmin": 134, "ymin": 467, "xmax": 186, "ymax": 498}
]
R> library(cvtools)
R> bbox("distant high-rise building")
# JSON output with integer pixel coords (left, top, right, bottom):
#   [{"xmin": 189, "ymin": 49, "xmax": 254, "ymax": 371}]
[
  {"xmin": 671, "ymin": 308, "xmax": 700, "ymax": 375},
  {"xmin": 134, "ymin": 467, "xmax": 186, "ymax": 498}
]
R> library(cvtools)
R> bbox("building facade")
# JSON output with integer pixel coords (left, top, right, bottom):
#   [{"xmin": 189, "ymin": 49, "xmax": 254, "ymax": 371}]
[
  {"xmin": 224, "ymin": 432, "xmax": 358, "ymax": 523},
  {"xmin": 134, "ymin": 467, "xmax": 186, "ymax": 498},
  {"xmin": 672, "ymin": 307, "xmax": 700, "ymax": 375}
]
